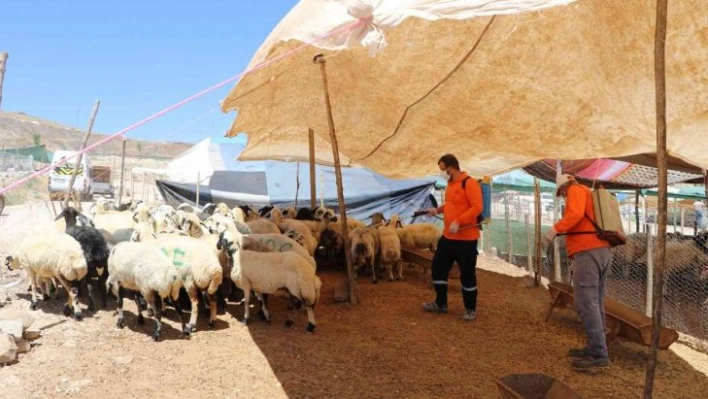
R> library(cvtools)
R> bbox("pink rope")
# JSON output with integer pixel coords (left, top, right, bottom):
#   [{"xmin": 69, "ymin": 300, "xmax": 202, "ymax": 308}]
[{"xmin": 0, "ymin": 19, "xmax": 366, "ymax": 197}]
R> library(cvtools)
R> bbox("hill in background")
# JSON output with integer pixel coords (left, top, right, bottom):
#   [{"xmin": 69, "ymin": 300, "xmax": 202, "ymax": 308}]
[{"xmin": 0, "ymin": 111, "xmax": 192, "ymax": 160}]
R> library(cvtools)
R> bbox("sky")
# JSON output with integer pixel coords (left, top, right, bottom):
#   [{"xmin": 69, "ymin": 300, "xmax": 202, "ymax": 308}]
[{"xmin": 0, "ymin": 0, "xmax": 299, "ymax": 145}]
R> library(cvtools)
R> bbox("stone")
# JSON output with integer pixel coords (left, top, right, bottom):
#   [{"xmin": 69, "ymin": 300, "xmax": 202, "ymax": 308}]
[
  {"xmin": 23, "ymin": 328, "xmax": 41, "ymax": 340},
  {"xmin": 111, "ymin": 356, "xmax": 133, "ymax": 366},
  {"xmin": 15, "ymin": 339, "xmax": 30, "ymax": 354},
  {"xmin": 0, "ymin": 332, "xmax": 18, "ymax": 364},
  {"xmin": 0, "ymin": 309, "xmax": 36, "ymax": 329},
  {"xmin": 0, "ymin": 319, "xmax": 23, "ymax": 339}
]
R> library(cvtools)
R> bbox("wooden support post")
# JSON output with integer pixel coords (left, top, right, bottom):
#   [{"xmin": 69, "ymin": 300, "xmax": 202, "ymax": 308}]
[
  {"xmin": 635, "ymin": 190, "xmax": 641, "ymax": 233},
  {"xmin": 0, "ymin": 52, "xmax": 8, "ymax": 110},
  {"xmin": 553, "ymin": 160, "xmax": 562, "ymax": 282},
  {"xmin": 195, "ymin": 172, "xmax": 200, "ymax": 207},
  {"xmin": 309, "ymin": 128, "xmax": 317, "ymax": 209},
  {"xmin": 117, "ymin": 138, "xmax": 126, "ymax": 206},
  {"xmin": 64, "ymin": 100, "xmax": 100, "ymax": 209},
  {"xmin": 645, "ymin": 0, "xmax": 668, "ymax": 396},
  {"xmin": 295, "ymin": 161, "xmax": 301, "ymax": 208},
  {"xmin": 534, "ymin": 179, "xmax": 542, "ymax": 286},
  {"xmin": 314, "ymin": 53, "xmax": 356, "ymax": 305},
  {"xmin": 525, "ymin": 213, "xmax": 533, "ymax": 272}
]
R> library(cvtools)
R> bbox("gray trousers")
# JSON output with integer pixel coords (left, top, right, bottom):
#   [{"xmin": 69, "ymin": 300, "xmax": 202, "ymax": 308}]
[{"xmin": 572, "ymin": 246, "xmax": 613, "ymax": 357}]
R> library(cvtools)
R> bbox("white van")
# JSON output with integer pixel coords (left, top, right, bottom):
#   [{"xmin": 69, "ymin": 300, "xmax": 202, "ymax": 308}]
[{"xmin": 48, "ymin": 150, "xmax": 92, "ymax": 200}]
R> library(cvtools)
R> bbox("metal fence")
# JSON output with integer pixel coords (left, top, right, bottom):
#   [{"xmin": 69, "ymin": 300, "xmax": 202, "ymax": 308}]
[
  {"xmin": 481, "ymin": 183, "xmax": 708, "ymax": 350},
  {"xmin": 0, "ymin": 152, "xmax": 34, "ymax": 173}
]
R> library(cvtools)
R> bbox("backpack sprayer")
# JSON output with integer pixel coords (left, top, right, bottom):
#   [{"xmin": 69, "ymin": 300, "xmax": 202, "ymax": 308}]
[{"xmin": 412, "ymin": 176, "xmax": 492, "ymax": 231}]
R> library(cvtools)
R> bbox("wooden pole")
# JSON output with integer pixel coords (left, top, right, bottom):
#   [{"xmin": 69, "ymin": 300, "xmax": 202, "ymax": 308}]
[
  {"xmin": 553, "ymin": 160, "xmax": 562, "ymax": 282},
  {"xmin": 117, "ymin": 138, "xmax": 126, "ymax": 205},
  {"xmin": 534, "ymin": 179, "xmax": 542, "ymax": 286},
  {"xmin": 635, "ymin": 190, "xmax": 641, "ymax": 233},
  {"xmin": 195, "ymin": 172, "xmax": 200, "ymax": 207},
  {"xmin": 314, "ymin": 53, "xmax": 356, "ymax": 305},
  {"xmin": 295, "ymin": 161, "xmax": 301, "ymax": 208},
  {"xmin": 0, "ymin": 52, "xmax": 8, "ymax": 110},
  {"xmin": 645, "ymin": 0, "xmax": 668, "ymax": 396},
  {"xmin": 309, "ymin": 128, "xmax": 317, "ymax": 209},
  {"xmin": 64, "ymin": 100, "xmax": 100, "ymax": 209}
]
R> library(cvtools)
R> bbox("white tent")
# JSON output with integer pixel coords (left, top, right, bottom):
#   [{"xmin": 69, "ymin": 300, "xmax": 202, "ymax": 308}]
[{"xmin": 166, "ymin": 137, "xmax": 244, "ymax": 184}]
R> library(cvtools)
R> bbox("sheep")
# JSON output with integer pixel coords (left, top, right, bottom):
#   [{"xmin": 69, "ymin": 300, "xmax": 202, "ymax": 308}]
[
  {"xmin": 106, "ymin": 241, "xmax": 189, "ymax": 341},
  {"xmin": 88, "ymin": 196, "xmax": 108, "ymax": 217},
  {"xmin": 203, "ymin": 213, "xmax": 237, "ymax": 235},
  {"xmin": 350, "ymin": 227, "xmax": 381, "ymax": 283},
  {"xmin": 180, "ymin": 212, "xmax": 210, "ymax": 237},
  {"xmin": 230, "ymin": 206, "xmax": 246, "ymax": 224},
  {"xmin": 259, "ymin": 205, "xmax": 275, "ymax": 218},
  {"xmin": 246, "ymin": 218, "xmax": 281, "ymax": 234},
  {"xmin": 238, "ymin": 205, "xmax": 260, "ymax": 221},
  {"xmin": 312, "ymin": 205, "xmax": 336, "ymax": 222},
  {"xmin": 152, "ymin": 235, "xmax": 224, "ymax": 331},
  {"xmin": 214, "ymin": 203, "xmax": 230, "ymax": 217},
  {"xmin": 377, "ymin": 225, "xmax": 403, "ymax": 281},
  {"xmin": 5, "ymin": 228, "xmax": 88, "ymax": 320},
  {"xmin": 295, "ymin": 207, "xmax": 316, "ymax": 221},
  {"xmin": 56, "ymin": 207, "xmax": 111, "ymax": 312},
  {"xmin": 217, "ymin": 230, "xmax": 322, "ymax": 332},
  {"xmin": 246, "ymin": 233, "xmax": 316, "ymax": 270},
  {"xmin": 92, "ymin": 209, "xmax": 136, "ymax": 237},
  {"xmin": 387, "ymin": 214, "xmax": 403, "ymax": 228},
  {"xmin": 370, "ymin": 212, "xmax": 386, "ymax": 227},
  {"xmin": 395, "ymin": 222, "xmax": 441, "ymax": 252},
  {"xmin": 282, "ymin": 207, "xmax": 297, "ymax": 219},
  {"xmin": 277, "ymin": 215, "xmax": 318, "ymax": 256},
  {"xmin": 318, "ymin": 228, "xmax": 346, "ymax": 268}
]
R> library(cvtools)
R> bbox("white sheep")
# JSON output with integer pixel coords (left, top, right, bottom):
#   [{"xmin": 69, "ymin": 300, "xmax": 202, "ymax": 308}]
[
  {"xmin": 107, "ymin": 241, "xmax": 190, "ymax": 341},
  {"xmin": 277, "ymin": 217, "xmax": 318, "ymax": 256},
  {"xmin": 377, "ymin": 225, "xmax": 402, "ymax": 281},
  {"xmin": 217, "ymin": 230, "xmax": 322, "ymax": 333},
  {"xmin": 393, "ymin": 217, "xmax": 441, "ymax": 252},
  {"xmin": 5, "ymin": 228, "xmax": 88, "ymax": 320},
  {"xmin": 230, "ymin": 206, "xmax": 246, "ymax": 224},
  {"xmin": 152, "ymin": 235, "xmax": 224, "ymax": 332}
]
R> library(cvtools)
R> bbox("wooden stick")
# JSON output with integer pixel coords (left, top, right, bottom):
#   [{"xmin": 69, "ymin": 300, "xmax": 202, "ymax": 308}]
[
  {"xmin": 64, "ymin": 100, "xmax": 100, "ymax": 209},
  {"xmin": 645, "ymin": 0, "xmax": 668, "ymax": 397},
  {"xmin": 314, "ymin": 54, "xmax": 356, "ymax": 305},
  {"xmin": 534, "ymin": 179, "xmax": 542, "ymax": 286},
  {"xmin": 295, "ymin": 161, "xmax": 300, "ymax": 208},
  {"xmin": 0, "ymin": 52, "xmax": 8, "ymax": 110},
  {"xmin": 309, "ymin": 128, "xmax": 317, "ymax": 209}
]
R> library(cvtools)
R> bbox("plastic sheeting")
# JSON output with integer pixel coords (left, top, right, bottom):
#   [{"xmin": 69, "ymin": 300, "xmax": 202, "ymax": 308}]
[
  {"xmin": 222, "ymin": 0, "xmax": 708, "ymax": 179},
  {"xmin": 155, "ymin": 167, "xmax": 438, "ymax": 224}
]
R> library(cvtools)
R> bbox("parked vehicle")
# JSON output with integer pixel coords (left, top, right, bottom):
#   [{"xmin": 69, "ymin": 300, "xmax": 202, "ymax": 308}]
[
  {"xmin": 48, "ymin": 151, "xmax": 92, "ymax": 201},
  {"xmin": 90, "ymin": 166, "xmax": 114, "ymax": 197}
]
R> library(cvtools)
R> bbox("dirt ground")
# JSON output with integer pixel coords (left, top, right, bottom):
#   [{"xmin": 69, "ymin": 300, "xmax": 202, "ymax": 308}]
[{"xmin": 1, "ymin": 255, "xmax": 708, "ymax": 399}]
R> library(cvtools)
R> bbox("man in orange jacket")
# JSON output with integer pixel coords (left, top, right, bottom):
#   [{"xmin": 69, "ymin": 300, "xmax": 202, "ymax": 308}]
[
  {"xmin": 422, "ymin": 154, "xmax": 483, "ymax": 321},
  {"xmin": 542, "ymin": 174, "xmax": 612, "ymax": 370}
]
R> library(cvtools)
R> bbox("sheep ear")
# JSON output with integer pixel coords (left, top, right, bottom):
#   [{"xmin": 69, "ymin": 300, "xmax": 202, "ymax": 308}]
[
  {"xmin": 396, "ymin": 221, "xmax": 403, "ymax": 228},
  {"xmin": 54, "ymin": 210, "xmax": 66, "ymax": 221}
]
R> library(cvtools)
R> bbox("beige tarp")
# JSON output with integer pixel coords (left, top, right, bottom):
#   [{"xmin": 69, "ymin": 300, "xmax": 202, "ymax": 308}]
[{"xmin": 221, "ymin": 0, "xmax": 708, "ymax": 179}]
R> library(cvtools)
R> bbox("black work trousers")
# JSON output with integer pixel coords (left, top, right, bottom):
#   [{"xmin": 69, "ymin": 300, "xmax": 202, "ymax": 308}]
[{"xmin": 431, "ymin": 236, "xmax": 479, "ymax": 311}]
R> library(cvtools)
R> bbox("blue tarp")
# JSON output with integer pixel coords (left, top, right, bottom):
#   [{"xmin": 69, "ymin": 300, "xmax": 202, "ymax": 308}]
[{"xmin": 157, "ymin": 136, "xmax": 439, "ymax": 224}]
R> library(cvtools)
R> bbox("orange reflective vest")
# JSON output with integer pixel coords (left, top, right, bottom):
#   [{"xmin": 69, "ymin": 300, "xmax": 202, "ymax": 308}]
[{"xmin": 436, "ymin": 172, "xmax": 483, "ymax": 241}]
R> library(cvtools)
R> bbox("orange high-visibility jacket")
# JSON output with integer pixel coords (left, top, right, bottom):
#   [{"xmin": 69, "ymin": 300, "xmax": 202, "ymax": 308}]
[
  {"xmin": 554, "ymin": 183, "xmax": 610, "ymax": 257},
  {"xmin": 436, "ymin": 172, "xmax": 483, "ymax": 241}
]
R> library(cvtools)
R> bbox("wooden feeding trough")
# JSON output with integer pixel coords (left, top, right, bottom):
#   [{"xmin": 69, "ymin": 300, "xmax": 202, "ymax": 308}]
[{"xmin": 496, "ymin": 373, "xmax": 584, "ymax": 399}]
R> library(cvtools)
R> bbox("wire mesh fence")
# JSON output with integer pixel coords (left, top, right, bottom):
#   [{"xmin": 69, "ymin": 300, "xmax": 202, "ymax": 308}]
[
  {"xmin": 481, "ymin": 182, "xmax": 708, "ymax": 351},
  {"xmin": 0, "ymin": 152, "xmax": 34, "ymax": 173}
]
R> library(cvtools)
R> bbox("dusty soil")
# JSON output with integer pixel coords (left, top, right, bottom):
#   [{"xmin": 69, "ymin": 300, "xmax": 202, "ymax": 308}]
[{"xmin": 1, "ymin": 255, "xmax": 708, "ymax": 399}]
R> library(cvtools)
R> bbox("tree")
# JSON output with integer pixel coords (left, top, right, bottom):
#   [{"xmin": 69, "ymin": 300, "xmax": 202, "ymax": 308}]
[{"xmin": 32, "ymin": 131, "xmax": 41, "ymax": 145}]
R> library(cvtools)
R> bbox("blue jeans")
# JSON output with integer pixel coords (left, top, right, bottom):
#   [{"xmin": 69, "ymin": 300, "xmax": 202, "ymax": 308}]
[{"xmin": 572, "ymin": 247, "xmax": 613, "ymax": 357}]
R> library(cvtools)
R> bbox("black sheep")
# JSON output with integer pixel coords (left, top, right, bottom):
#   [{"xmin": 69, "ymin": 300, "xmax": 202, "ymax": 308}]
[
  {"xmin": 55, "ymin": 207, "xmax": 111, "ymax": 312},
  {"xmin": 295, "ymin": 207, "xmax": 316, "ymax": 221}
]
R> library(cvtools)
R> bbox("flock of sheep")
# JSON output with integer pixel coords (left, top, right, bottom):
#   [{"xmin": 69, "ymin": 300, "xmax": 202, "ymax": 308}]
[{"xmin": 3, "ymin": 197, "xmax": 442, "ymax": 341}]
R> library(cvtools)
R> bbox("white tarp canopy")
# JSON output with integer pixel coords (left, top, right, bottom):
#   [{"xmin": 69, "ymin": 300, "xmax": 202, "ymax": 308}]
[{"xmin": 221, "ymin": 0, "xmax": 708, "ymax": 179}]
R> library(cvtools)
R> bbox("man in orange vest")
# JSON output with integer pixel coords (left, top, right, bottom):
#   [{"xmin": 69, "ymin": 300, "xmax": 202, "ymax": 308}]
[
  {"xmin": 542, "ymin": 174, "xmax": 612, "ymax": 370},
  {"xmin": 422, "ymin": 154, "xmax": 483, "ymax": 321}
]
